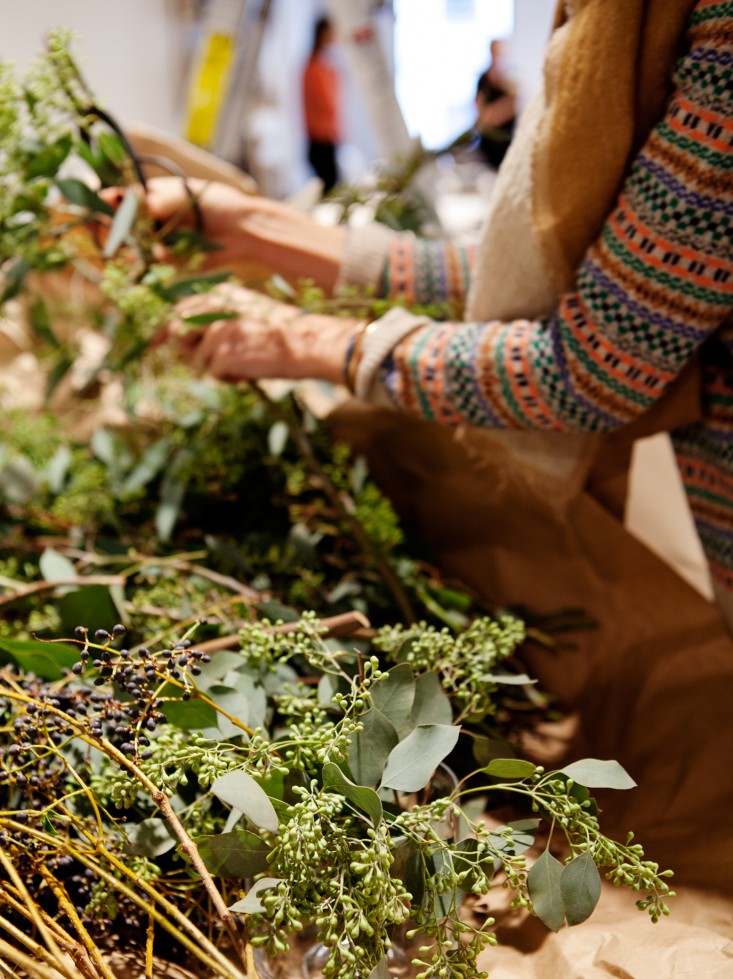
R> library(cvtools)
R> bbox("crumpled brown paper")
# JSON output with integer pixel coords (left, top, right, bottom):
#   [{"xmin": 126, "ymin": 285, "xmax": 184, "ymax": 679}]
[{"xmin": 329, "ymin": 399, "xmax": 733, "ymax": 976}]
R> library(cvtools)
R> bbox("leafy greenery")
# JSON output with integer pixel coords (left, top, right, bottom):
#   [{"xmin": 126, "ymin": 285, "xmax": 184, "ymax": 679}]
[
  {"xmin": 0, "ymin": 32, "xmax": 675, "ymax": 979},
  {"xmin": 0, "ymin": 616, "xmax": 673, "ymax": 979}
]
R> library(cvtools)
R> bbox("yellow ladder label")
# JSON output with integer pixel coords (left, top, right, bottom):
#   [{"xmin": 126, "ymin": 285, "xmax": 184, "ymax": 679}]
[{"xmin": 184, "ymin": 32, "xmax": 235, "ymax": 148}]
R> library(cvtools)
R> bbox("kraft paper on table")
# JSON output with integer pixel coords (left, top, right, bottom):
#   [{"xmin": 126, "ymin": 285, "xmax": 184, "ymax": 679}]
[{"xmin": 329, "ymin": 401, "xmax": 733, "ymax": 977}]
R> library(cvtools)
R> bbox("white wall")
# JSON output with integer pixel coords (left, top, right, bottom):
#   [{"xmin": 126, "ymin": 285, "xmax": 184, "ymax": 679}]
[
  {"xmin": 0, "ymin": 0, "xmax": 185, "ymax": 135},
  {"xmin": 512, "ymin": 0, "xmax": 556, "ymax": 109}
]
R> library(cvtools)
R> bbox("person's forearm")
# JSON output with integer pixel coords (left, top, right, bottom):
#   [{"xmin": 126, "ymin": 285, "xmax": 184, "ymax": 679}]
[{"xmin": 236, "ymin": 208, "xmax": 347, "ymax": 294}]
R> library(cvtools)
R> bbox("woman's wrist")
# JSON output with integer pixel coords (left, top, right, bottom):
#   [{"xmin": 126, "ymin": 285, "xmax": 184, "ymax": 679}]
[{"xmin": 287, "ymin": 313, "xmax": 359, "ymax": 383}]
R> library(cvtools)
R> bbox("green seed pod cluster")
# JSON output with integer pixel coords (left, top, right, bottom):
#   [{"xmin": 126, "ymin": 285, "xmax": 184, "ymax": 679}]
[{"xmin": 375, "ymin": 615, "xmax": 526, "ymax": 719}]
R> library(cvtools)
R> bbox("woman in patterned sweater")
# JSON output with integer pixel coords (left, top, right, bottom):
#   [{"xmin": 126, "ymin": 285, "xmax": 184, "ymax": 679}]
[{"xmin": 156, "ymin": 0, "xmax": 733, "ymax": 622}]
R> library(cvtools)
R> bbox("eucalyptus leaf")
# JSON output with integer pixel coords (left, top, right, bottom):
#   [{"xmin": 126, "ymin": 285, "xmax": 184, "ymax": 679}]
[
  {"xmin": 371, "ymin": 663, "xmax": 416, "ymax": 738},
  {"xmin": 472, "ymin": 734, "xmax": 516, "ymax": 768},
  {"xmin": 39, "ymin": 548, "xmax": 77, "ymax": 583},
  {"xmin": 483, "ymin": 673, "xmax": 537, "ymax": 686},
  {"xmin": 483, "ymin": 758, "xmax": 537, "ymax": 780},
  {"xmin": 322, "ymin": 762, "xmax": 383, "ymax": 825},
  {"xmin": 198, "ymin": 829, "xmax": 271, "ymax": 879},
  {"xmin": 156, "ymin": 468, "xmax": 189, "ymax": 542},
  {"xmin": 125, "ymin": 818, "xmax": 177, "ymax": 858},
  {"xmin": 527, "ymin": 850, "xmax": 565, "ymax": 932},
  {"xmin": 44, "ymin": 446, "xmax": 72, "ymax": 494},
  {"xmin": 97, "ymin": 131, "xmax": 128, "ymax": 165},
  {"xmin": 182, "ymin": 310, "xmax": 239, "ymax": 326},
  {"xmin": 560, "ymin": 851, "xmax": 601, "ymax": 926},
  {"xmin": 267, "ymin": 420, "xmax": 289, "ymax": 457},
  {"xmin": 0, "ymin": 258, "xmax": 31, "ymax": 303},
  {"xmin": 208, "ymin": 684, "xmax": 251, "ymax": 739},
  {"xmin": 56, "ymin": 177, "xmax": 114, "ymax": 215},
  {"xmin": 223, "ymin": 807, "xmax": 243, "ymax": 833},
  {"xmin": 380, "ymin": 724, "xmax": 460, "ymax": 793},
  {"xmin": 317, "ymin": 672, "xmax": 340, "ymax": 708},
  {"xmin": 156, "ymin": 271, "xmax": 230, "ymax": 302},
  {"xmin": 103, "ymin": 187, "xmax": 138, "ymax": 258},
  {"xmin": 91, "ymin": 428, "xmax": 132, "ymax": 473},
  {"xmin": 489, "ymin": 818, "xmax": 540, "ymax": 857},
  {"xmin": 120, "ymin": 438, "xmax": 171, "ymax": 494},
  {"xmin": 560, "ymin": 758, "xmax": 636, "ymax": 790},
  {"xmin": 45, "ymin": 353, "xmax": 74, "ymax": 400},
  {"xmin": 25, "ymin": 135, "xmax": 72, "ymax": 179},
  {"xmin": 211, "ymin": 770, "xmax": 279, "ymax": 833},
  {"xmin": 347, "ymin": 707, "xmax": 398, "ymax": 788},
  {"xmin": 368, "ymin": 959, "xmax": 392, "ymax": 979},
  {"xmin": 193, "ymin": 651, "xmax": 246, "ymax": 685},
  {"xmin": 29, "ymin": 297, "xmax": 60, "ymax": 348},
  {"xmin": 0, "ymin": 455, "xmax": 40, "ymax": 504},
  {"xmin": 411, "ymin": 671, "xmax": 453, "ymax": 726},
  {"xmin": 229, "ymin": 877, "xmax": 283, "ymax": 915}
]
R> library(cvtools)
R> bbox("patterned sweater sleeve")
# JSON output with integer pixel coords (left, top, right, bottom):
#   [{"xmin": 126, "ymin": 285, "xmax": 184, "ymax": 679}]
[
  {"xmin": 337, "ymin": 223, "xmax": 476, "ymax": 311},
  {"xmin": 360, "ymin": 2, "xmax": 733, "ymax": 432}
]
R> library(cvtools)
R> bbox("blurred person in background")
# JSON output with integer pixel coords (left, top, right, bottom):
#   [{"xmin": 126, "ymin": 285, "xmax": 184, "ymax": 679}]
[
  {"xmin": 474, "ymin": 38, "xmax": 517, "ymax": 169},
  {"xmin": 302, "ymin": 14, "xmax": 341, "ymax": 194}
]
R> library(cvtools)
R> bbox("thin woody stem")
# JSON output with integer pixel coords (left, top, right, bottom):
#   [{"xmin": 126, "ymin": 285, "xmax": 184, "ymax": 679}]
[
  {"xmin": 0, "ymin": 937, "xmax": 68, "ymax": 979},
  {"xmin": 0, "ymin": 911, "xmax": 89, "ymax": 979},
  {"xmin": 3, "ymin": 817, "xmax": 248, "ymax": 979},
  {"xmin": 0, "ymin": 850, "xmax": 70, "ymax": 973},
  {"xmin": 39, "ymin": 867, "xmax": 115, "ymax": 979}
]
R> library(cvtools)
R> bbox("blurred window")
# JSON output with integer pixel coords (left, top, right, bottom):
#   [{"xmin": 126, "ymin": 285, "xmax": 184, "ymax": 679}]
[{"xmin": 394, "ymin": 0, "xmax": 513, "ymax": 149}]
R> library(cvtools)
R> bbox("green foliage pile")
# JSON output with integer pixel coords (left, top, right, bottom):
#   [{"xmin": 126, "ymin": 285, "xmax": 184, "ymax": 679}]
[{"xmin": 0, "ymin": 32, "xmax": 674, "ymax": 979}]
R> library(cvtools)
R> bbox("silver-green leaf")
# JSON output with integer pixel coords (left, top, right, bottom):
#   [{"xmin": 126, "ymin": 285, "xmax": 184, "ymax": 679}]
[
  {"xmin": 371, "ymin": 663, "xmax": 416, "ymax": 738},
  {"xmin": 483, "ymin": 758, "xmax": 537, "ymax": 780},
  {"xmin": 560, "ymin": 758, "xmax": 636, "ymax": 790},
  {"xmin": 322, "ymin": 762, "xmax": 383, "ymax": 825},
  {"xmin": 229, "ymin": 877, "xmax": 282, "ymax": 915},
  {"xmin": 560, "ymin": 851, "xmax": 601, "ymax": 926},
  {"xmin": 212, "ymin": 770, "xmax": 279, "ymax": 833},
  {"xmin": 380, "ymin": 724, "xmax": 460, "ymax": 793},
  {"xmin": 527, "ymin": 850, "xmax": 565, "ymax": 932}
]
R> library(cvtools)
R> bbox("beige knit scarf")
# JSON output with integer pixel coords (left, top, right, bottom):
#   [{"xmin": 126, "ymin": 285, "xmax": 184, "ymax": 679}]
[{"xmin": 464, "ymin": 0, "xmax": 699, "ymax": 505}]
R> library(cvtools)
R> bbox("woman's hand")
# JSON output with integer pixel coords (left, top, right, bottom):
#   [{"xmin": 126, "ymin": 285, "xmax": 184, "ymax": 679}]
[
  {"xmin": 167, "ymin": 283, "xmax": 358, "ymax": 385},
  {"xmin": 142, "ymin": 177, "xmax": 347, "ymax": 292}
]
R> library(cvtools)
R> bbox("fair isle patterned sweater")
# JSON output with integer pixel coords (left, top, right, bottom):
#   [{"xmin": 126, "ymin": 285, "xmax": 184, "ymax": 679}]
[{"xmin": 346, "ymin": 0, "xmax": 733, "ymax": 599}]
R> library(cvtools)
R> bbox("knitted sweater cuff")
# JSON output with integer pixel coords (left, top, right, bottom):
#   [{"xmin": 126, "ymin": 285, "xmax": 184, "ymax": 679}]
[
  {"xmin": 335, "ymin": 223, "xmax": 393, "ymax": 293},
  {"xmin": 354, "ymin": 307, "xmax": 431, "ymax": 403}
]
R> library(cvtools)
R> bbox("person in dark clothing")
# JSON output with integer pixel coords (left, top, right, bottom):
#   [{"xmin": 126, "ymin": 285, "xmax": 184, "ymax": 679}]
[
  {"xmin": 475, "ymin": 39, "xmax": 517, "ymax": 169},
  {"xmin": 302, "ymin": 16, "xmax": 341, "ymax": 194}
]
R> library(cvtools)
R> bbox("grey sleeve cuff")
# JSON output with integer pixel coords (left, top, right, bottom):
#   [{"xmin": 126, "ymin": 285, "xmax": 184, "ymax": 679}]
[
  {"xmin": 354, "ymin": 307, "xmax": 432, "ymax": 402},
  {"xmin": 334, "ymin": 223, "xmax": 394, "ymax": 293}
]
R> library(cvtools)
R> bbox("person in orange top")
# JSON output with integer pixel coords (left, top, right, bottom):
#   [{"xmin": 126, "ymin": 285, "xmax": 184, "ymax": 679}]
[{"xmin": 302, "ymin": 16, "xmax": 341, "ymax": 194}]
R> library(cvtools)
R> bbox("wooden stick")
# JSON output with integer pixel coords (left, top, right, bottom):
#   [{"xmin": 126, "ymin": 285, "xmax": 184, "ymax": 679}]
[{"xmin": 0, "ymin": 576, "xmax": 126, "ymax": 609}]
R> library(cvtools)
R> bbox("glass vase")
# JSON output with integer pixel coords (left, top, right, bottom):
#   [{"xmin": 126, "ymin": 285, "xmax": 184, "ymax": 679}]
[{"xmin": 301, "ymin": 939, "xmax": 414, "ymax": 978}]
